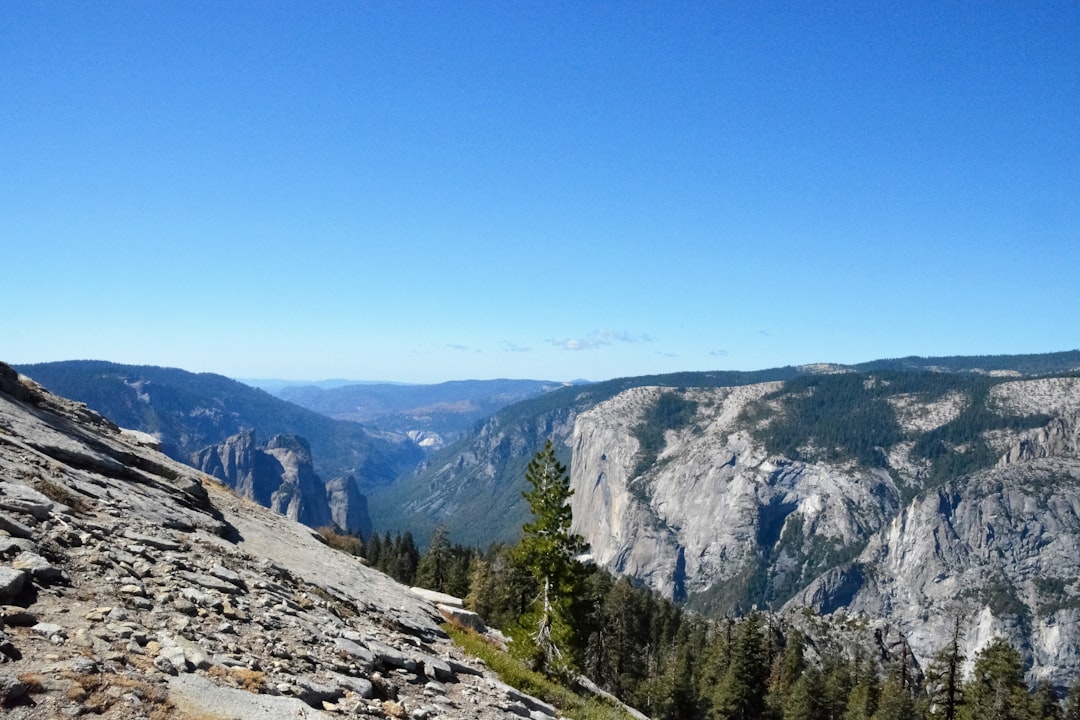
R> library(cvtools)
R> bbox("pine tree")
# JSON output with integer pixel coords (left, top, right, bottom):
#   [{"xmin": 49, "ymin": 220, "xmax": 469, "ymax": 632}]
[
  {"xmin": 783, "ymin": 666, "xmax": 829, "ymax": 720},
  {"xmin": 958, "ymin": 637, "xmax": 1029, "ymax": 720},
  {"xmin": 873, "ymin": 676, "xmax": 920, "ymax": 720},
  {"xmin": 513, "ymin": 439, "xmax": 588, "ymax": 671},
  {"xmin": 711, "ymin": 612, "xmax": 771, "ymax": 720},
  {"xmin": 925, "ymin": 617, "xmax": 965, "ymax": 720},
  {"xmin": 1063, "ymin": 678, "xmax": 1080, "ymax": 720},
  {"xmin": 393, "ymin": 532, "xmax": 419, "ymax": 585},
  {"xmin": 1031, "ymin": 681, "xmax": 1063, "ymax": 720},
  {"xmin": 415, "ymin": 525, "xmax": 452, "ymax": 592},
  {"xmin": 843, "ymin": 652, "xmax": 881, "ymax": 720}
]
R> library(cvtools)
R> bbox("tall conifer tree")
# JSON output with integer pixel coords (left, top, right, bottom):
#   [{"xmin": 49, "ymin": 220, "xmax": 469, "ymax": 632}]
[{"xmin": 514, "ymin": 439, "xmax": 588, "ymax": 670}]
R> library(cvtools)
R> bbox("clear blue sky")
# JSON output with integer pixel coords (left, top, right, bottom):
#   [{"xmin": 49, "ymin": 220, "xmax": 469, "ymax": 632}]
[{"xmin": 3, "ymin": 2, "xmax": 1078, "ymax": 383}]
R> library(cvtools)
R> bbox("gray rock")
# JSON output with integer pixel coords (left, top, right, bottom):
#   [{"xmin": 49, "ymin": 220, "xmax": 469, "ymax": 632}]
[
  {"xmin": 332, "ymin": 636, "xmax": 375, "ymax": 670},
  {"xmin": 412, "ymin": 586, "xmax": 463, "ymax": 608},
  {"xmin": 180, "ymin": 586, "xmax": 223, "ymax": 610},
  {"xmin": 0, "ymin": 605, "xmax": 36, "ymax": 626},
  {"xmin": 420, "ymin": 654, "xmax": 454, "ymax": 682},
  {"xmin": 122, "ymin": 530, "xmax": 184, "ymax": 552},
  {"xmin": 437, "ymin": 603, "xmax": 487, "ymax": 633},
  {"xmin": 177, "ymin": 570, "xmax": 242, "ymax": 594},
  {"xmin": 0, "ymin": 497, "xmax": 52, "ymax": 521},
  {"xmin": 12, "ymin": 552, "xmax": 65, "ymax": 583},
  {"xmin": 294, "ymin": 676, "xmax": 344, "ymax": 707},
  {"xmin": 0, "ymin": 513, "xmax": 33, "ymax": 539},
  {"xmin": 168, "ymin": 672, "xmax": 337, "ymax": 720},
  {"xmin": 367, "ymin": 638, "xmax": 417, "ymax": 672},
  {"xmin": 495, "ymin": 680, "xmax": 559, "ymax": 718},
  {"xmin": 326, "ymin": 671, "xmax": 374, "ymax": 699},
  {"xmin": 0, "ymin": 673, "xmax": 27, "ymax": 703},
  {"xmin": 31, "ymin": 621, "xmax": 67, "ymax": 640},
  {"xmin": 0, "ymin": 567, "xmax": 26, "ymax": 601},
  {"xmin": 208, "ymin": 564, "xmax": 246, "ymax": 589}
]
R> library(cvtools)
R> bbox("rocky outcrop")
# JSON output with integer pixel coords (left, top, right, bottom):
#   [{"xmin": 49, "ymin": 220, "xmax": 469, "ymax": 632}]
[
  {"xmin": 263, "ymin": 434, "xmax": 332, "ymax": 528},
  {"xmin": 192, "ymin": 431, "xmax": 372, "ymax": 535},
  {"xmin": 0, "ymin": 362, "xmax": 564, "ymax": 718},
  {"xmin": 325, "ymin": 475, "xmax": 372, "ymax": 539}
]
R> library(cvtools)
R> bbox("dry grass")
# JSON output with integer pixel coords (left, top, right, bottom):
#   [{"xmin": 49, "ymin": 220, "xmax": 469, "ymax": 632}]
[
  {"xmin": 17, "ymin": 673, "xmax": 45, "ymax": 694},
  {"xmin": 315, "ymin": 526, "xmax": 364, "ymax": 556},
  {"xmin": 206, "ymin": 665, "xmax": 266, "ymax": 694},
  {"xmin": 33, "ymin": 478, "xmax": 92, "ymax": 514},
  {"xmin": 65, "ymin": 671, "xmax": 174, "ymax": 716}
]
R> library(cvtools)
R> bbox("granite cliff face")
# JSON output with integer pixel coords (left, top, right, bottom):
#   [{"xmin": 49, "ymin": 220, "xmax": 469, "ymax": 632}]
[
  {"xmin": 571, "ymin": 384, "xmax": 899, "ymax": 609},
  {"xmin": 191, "ymin": 431, "xmax": 371, "ymax": 535},
  {"xmin": 570, "ymin": 375, "xmax": 1080, "ymax": 687},
  {"xmin": 0, "ymin": 361, "xmax": 571, "ymax": 718}
]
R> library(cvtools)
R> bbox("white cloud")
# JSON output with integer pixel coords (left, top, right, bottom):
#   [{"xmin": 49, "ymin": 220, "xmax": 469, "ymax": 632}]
[{"xmin": 549, "ymin": 329, "xmax": 652, "ymax": 351}]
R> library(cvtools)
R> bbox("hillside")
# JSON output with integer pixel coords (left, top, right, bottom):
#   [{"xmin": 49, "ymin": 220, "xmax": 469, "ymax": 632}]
[{"xmin": 0, "ymin": 362, "xmax": 590, "ymax": 718}]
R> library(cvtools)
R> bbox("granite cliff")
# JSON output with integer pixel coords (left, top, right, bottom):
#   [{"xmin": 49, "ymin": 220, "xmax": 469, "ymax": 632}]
[{"xmin": 570, "ymin": 374, "xmax": 1080, "ymax": 687}]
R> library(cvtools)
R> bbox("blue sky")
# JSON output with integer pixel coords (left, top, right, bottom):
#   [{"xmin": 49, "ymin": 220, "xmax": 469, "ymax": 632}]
[{"xmin": 3, "ymin": 2, "xmax": 1078, "ymax": 383}]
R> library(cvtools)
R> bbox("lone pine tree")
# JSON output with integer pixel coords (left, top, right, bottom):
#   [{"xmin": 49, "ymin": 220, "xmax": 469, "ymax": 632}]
[{"xmin": 513, "ymin": 439, "xmax": 588, "ymax": 671}]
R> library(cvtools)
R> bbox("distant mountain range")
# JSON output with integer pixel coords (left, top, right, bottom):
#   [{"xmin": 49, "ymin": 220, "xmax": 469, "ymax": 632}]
[
  {"xmin": 269, "ymin": 378, "xmax": 576, "ymax": 449},
  {"xmin": 15, "ymin": 360, "xmax": 423, "ymax": 489}
]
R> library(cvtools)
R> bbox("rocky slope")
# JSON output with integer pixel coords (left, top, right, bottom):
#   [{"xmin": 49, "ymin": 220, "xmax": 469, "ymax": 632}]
[
  {"xmin": 0, "ymin": 362, "xmax": 568, "ymax": 718},
  {"xmin": 570, "ymin": 374, "xmax": 1080, "ymax": 687}
]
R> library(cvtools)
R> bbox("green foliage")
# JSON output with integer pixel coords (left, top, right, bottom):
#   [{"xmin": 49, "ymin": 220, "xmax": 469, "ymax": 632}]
[
  {"xmin": 465, "ymin": 544, "xmax": 537, "ymax": 629},
  {"xmin": 923, "ymin": 618, "xmax": 965, "ymax": 720},
  {"xmin": 744, "ymin": 369, "xmax": 1058, "ymax": 484},
  {"xmin": 910, "ymin": 380, "xmax": 1051, "ymax": 486},
  {"xmin": 1031, "ymin": 682, "xmax": 1064, "ymax": 720},
  {"xmin": 363, "ymin": 530, "xmax": 420, "ymax": 586},
  {"xmin": 414, "ymin": 525, "xmax": 475, "ymax": 597},
  {"xmin": 752, "ymin": 373, "xmax": 904, "ymax": 467},
  {"xmin": 630, "ymin": 391, "xmax": 699, "ymax": 480},
  {"xmin": 958, "ymin": 637, "xmax": 1030, "ymax": 720},
  {"xmin": 711, "ymin": 612, "xmax": 772, "ymax": 720},
  {"xmin": 854, "ymin": 351, "xmax": 1080, "ymax": 376}
]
